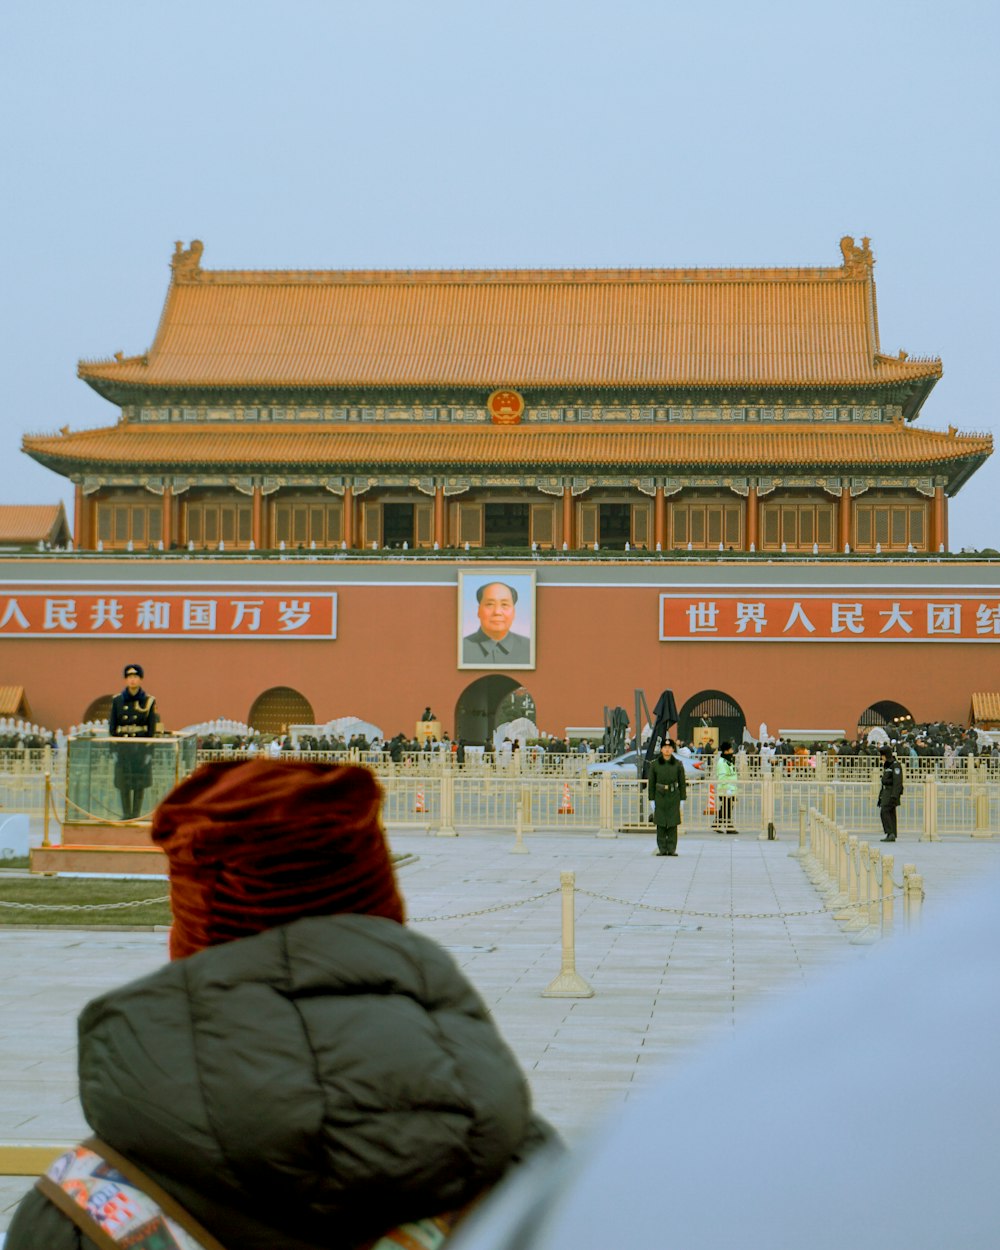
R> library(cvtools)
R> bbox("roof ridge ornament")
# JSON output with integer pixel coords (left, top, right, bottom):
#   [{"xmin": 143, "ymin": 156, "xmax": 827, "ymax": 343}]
[
  {"xmin": 171, "ymin": 239, "xmax": 204, "ymax": 282},
  {"xmin": 839, "ymin": 235, "xmax": 874, "ymax": 276}
]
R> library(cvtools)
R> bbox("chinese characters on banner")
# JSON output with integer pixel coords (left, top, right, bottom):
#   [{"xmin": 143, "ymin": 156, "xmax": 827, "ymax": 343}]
[
  {"xmin": 660, "ymin": 594, "xmax": 1000, "ymax": 642},
  {"xmin": 0, "ymin": 588, "xmax": 337, "ymax": 639}
]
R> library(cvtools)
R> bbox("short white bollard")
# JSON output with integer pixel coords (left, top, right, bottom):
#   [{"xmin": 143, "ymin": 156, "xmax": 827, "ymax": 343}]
[{"xmin": 542, "ymin": 871, "xmax": 594, "ymax": 998}]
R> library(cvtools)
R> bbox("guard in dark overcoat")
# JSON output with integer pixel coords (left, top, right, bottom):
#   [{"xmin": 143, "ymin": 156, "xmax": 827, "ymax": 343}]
[
  {"xmin": 647, "ymin": 738, "xmax": 687, "ymax": 856},
  {"xmin": 877, "ymin": 745, "xmax": 904, "ymax": 841},
  {"xmin": 109, "ymin": 663, "xmax": 158, "ymax": 819}
]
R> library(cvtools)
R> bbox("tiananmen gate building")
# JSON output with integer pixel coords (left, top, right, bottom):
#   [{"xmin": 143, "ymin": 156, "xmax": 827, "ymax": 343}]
[{"xmin": 6, "ymin": 237, "xmax": 997, "ymax": 741}]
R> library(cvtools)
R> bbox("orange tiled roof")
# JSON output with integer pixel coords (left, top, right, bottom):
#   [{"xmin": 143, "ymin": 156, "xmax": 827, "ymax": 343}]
[
  {"xmin": 971, "ymin": 693, "xmax": 1000, "ymax": 723},
  {"xmin": 77, "ymin": 241, "xmax": 941, "ymax": 392},
  {"xmin": 0, "ymin": 504, "xmax": 66, "ymax": 543},
  {"xmin": 0, "ymin": 687, "xmax": 29, "ymax": 717},
  {"xmin": 22, "ymin": 422, "xmax": 990, "ymax": 473}
]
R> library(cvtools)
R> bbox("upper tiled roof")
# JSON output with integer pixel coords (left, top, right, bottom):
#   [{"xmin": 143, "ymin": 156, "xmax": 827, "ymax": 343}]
[
  {"xmin": 22, "ymin": 422, "xmax": 990, "ymax": 475},
  {"xmin": 77, "ymin": 239, "xmax": 941, "ymax": 393},
  {"xmin": 0, "ymin": 504, "xmax": 69, "ymax": 544}
]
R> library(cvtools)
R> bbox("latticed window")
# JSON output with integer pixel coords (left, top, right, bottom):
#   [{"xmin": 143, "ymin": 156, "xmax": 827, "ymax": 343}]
[
  {"xmin": 188, "ymin": 501, "xmax": 252, "ymax": 548},
  {"xmin": 670, "ymin": 498, "xmax": 742, "ymax": 549},
  {"xmin": 854, "ymin": 498, "xmax": 927, "ymax": 552},
  {"xmin": 273, "ymin": 499, "xmax": 343, "ymax": 548},
  {"xmin": 760, "ymin": 499, "xmax": 835, "ymax": 551},
  {"xmin": 95, "ymin": 500, "xmax": 163, "ymax": 549}
]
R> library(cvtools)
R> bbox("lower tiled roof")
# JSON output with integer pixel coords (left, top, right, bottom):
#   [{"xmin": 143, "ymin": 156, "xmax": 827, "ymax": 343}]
[
  {"xmin": 0, "ymin": 687, "xmax": 29, "ymax": 717},
  {"xmin": 22, "ymin": 422, "xmax": 992, "ymax": 474},
  {"xmin": 971, "ymin": 693, "xmax": 1000, "ymax": 723},
  {"xmin": 0, "ymin": 504, "xmax": 66, "ymax": 543}
]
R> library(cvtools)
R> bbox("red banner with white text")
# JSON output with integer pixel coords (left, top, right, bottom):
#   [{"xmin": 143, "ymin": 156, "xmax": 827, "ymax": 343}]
[
  {"xmin": 659, "ymin": 593, "xmax": 1000, "ymax": 642},
  {"xmin": 0, "ymin": 586, "xmax": 337, "ymax": 640}
]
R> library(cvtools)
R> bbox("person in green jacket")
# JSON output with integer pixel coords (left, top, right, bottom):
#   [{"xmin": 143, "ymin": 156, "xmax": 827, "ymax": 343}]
[
  {"xmin": 647, "ymin": 738, "xmax": 687, "ymax": 856},
  {"xmin": 714, "ymin": 741, "xmax": 739, "ymax": 833},
  {"xmin": 7, "ymin": 761, "xmax": 558, "ymax": 1250}
]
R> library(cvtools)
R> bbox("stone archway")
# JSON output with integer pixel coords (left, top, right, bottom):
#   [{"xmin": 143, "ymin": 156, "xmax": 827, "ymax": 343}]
[
  {"xmin": 83, "ymin": 694, "xmax": 114, "ymax": 724},
  {"xmin": 455, "ymin": 675, "xmax": 535, "ymax": 747},
  {"xmin": 857, "ymin": 699, "xmax": 914, "ymax": 737},
  {"xmin": 678, "ymin": 689, "xmax": 746, "ymax": 750},
  {"xmin": 248, "ymin": 686, "xmax": 315, "ymax": 736}
]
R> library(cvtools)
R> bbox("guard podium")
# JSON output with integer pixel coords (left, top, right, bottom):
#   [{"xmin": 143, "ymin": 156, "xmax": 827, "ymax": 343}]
[
  {"xmin": 31, "ymin": 734, "xmax": 198, "ymax": 875},
  {"xmin": 415, "ymin": 720, "xmax": 441, "ymax": 745}
]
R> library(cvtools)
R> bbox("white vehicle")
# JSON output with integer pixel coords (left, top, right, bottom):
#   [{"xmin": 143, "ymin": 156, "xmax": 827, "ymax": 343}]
[{"xmin": 586, "ymin": 750, "xmax": 705, "ymax": 780}]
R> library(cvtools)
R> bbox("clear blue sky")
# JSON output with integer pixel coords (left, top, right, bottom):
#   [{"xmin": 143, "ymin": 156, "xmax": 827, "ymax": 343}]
[{"xmin": 2, "ymin": 0, "xmax": 997, "ymax": 549}]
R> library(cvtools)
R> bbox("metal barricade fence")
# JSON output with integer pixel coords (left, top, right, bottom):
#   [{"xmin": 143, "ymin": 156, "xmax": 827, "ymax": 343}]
[
  {"xmin": 1, "ymin": 751, "xmax": 995, "ymax": 839},
  {"xmin": 0, "ymin": 771, "xmax": 52, "ymax": 819}
]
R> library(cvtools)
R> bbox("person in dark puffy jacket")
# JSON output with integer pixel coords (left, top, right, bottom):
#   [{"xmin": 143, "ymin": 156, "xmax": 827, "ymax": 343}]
[{"xmin": 7, "ymin": 761, "xmax": 557, "ymax": 1250}]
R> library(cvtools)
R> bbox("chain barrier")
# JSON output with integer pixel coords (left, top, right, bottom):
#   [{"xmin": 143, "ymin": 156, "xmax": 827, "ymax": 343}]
[
  {"xmin": 0, "ymin": 895, "xmax": 169, "ymax": 913},
  {"xmin": 408, "ymin": 882, "xmax": 898, "ymax": 925},
  {"xmin": 575, "ymin": 886, "xmax": 898, "ymax": 920},
  {"xmin": 62, "ymin": 794, "xmax": 145, "ymax": 827},
  {"xmin": 408, "ymin": 888, "xmax": 559, "ymax": 923}
]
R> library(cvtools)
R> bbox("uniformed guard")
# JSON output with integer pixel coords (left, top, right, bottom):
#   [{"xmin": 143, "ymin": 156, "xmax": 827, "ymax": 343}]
[
  {"xmin": 109, "ymin": 663, "xmax": 158, "ymax": 820},
  {"xmin": 647, "ymin": 737, "xmax": 687, "ymax": 856},
  {"xmin": 877, "ymin": 745, "xmax": 904, "ymax": 841}
]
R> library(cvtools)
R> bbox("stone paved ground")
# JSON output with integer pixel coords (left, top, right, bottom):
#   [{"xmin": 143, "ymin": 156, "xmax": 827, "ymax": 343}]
[{"xmin": 2, "ymin": 824, "xmax": 997, "ymax": 1234}]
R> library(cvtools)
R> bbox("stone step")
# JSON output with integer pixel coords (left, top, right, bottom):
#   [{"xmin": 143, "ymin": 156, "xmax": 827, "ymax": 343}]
[
  {"xmin": 59, "ymin": 822, "xmax": 155, "ymax": 847},
  {"xmin": 30, "ymin": 845, "xmax": 167, "ymax": 875}
]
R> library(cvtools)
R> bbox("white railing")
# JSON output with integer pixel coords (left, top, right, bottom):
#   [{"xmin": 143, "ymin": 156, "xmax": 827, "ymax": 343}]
[{"xmin": 796, "ymin": 806, "xmax": 925, "ymax": 940}]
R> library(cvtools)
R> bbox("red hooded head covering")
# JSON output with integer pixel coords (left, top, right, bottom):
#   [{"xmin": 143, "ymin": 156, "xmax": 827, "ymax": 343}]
[{"xmin": 151, "ymin": 760, "xmax": 405, "ymax": 959}]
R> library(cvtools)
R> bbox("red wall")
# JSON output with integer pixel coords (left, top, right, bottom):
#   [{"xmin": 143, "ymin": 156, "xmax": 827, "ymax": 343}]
[{"xmin": 2, "ymin": 578, "xmax": 988, "ymax": 735}]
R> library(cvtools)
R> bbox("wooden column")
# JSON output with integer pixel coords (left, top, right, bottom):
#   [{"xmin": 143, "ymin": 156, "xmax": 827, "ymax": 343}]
[
  {"xmin": 252, "ymin": 486, "xmax": 263, "ymax": 549},
  {"xmin": 745, "ymin": 485, "xmax": 758, "ymax": 552},
  {"xmin": 343, "ymin": 486, "xmax": 354, "ymax": 548},
  {"xmin": 932, "ymin": 486, "xmax": 946, "ymax": 552},
  {"xmin": 161, "ymin": 486, "xmax": 173, "ymax": 550},
  {"xmin": 654, "ymin": 486, "xmax": 666, "ymax": 550},
  {"xmin": 838, "ymin": 487, "xmax": 852, "ymax": 552},
  {"xmin": 562, "ymin": 486, "xmax": 574, "ymax": 548},
  {"xmin": 434, "ymin": 485, "xmax": 445, "ymax": 547},
  {"xmin": 176, "ymin": 493, "xmax": 188, "ymax": 548},
  {"xmin": 73, "ymin": 484, "xmax": 88, "ymax": 550}
]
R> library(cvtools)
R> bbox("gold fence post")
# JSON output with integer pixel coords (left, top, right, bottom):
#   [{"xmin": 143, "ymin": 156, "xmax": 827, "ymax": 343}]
[
  {"xmin": 830, "ymin": 827, "xmax": 850, "ymax": 914},
  {"xmin": 42, "ymin": 770, "xmax": 51, "ymax": 848},
  {"xmin": 511, "ymin": 800, "xmax": 529, "ymax": 854},
  {"xmin": 905, "ymin": 871, "xmax": 924, "ymax": 927},
  {"xmin": 435, "ymin": 773, "xmax": 457, "ymax": 837},
  {"xmin": 881, "ymin": 852, "xmax": 894, "ymax": 932},
  {"xmin": 972, "ymin": 786, "xmax": 991, "ymax": 838},
  {"xmin": 791, "ymin": 806, "xmax": 808, "ymax": 858},
  {"xmin": 520, "ymin": 785, "xmax": 535, "ymax": 833},
  {"xmin": 841, "ymin": 835, "xmax": 868, "ymax": 932},
  {"xmin": 922, "ymin": 779, "xmax": 939, "ymax": 842},
  {"xmin": 542, "ymin": 871, "xmax": 595, "ymax": 998},
  {"xmin": 597, "ymin": 770, "xmax": 616, "ymax": 839},
  {"xmin": 868, "ymin": 847, "xmax": 881, "ymax": 929},
  {"xmin": 759, "ymin": 776, "xmax": 776, "ymax": 840}
]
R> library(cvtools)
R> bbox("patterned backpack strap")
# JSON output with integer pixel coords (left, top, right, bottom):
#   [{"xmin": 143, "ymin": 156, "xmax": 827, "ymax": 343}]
[
  {"xmin": 36, "ymin": 1136, "xmax": 228, "ymax": 1250},
  {"xmin": 362, "ymin": 1192, "xmax": 488, "ymax": 1250}
]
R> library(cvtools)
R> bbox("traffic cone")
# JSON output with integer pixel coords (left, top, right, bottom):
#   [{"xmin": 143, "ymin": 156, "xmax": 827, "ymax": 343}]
[
  {"xmin": 415, "ymin": 784, "xmax": 426, "ymax": 813},
  {"xmin": 557, "ymin": 780, "xmax": 574, "ymax": 815},
  {"xmin": 704, "ymin": 783, "xmax": 716, "ymax": 817}
]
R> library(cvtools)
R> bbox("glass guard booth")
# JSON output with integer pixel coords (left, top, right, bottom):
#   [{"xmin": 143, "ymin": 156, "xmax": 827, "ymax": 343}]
[{"xmin": 65, "ymin": 735, "xmax": 199, "ymax": 825}]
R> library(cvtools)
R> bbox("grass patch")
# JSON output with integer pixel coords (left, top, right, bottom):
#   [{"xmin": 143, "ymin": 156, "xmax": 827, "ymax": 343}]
[
  {"xmin": 0, "ymin": 876, "xmax": 172, "ymax": 927},
  {"xmin": 0, "ymin": 855, "xmax": 30, "ymax": 870}
]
